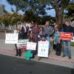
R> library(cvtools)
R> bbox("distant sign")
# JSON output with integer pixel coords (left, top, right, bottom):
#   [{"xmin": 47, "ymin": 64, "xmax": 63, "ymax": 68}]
[
  {"xmin": 26, "ymin": 42, "xmax": 37, "ymax": 50},
  {"xmin": 5, "ymin": 33, "xmax": 18, "ymax": 44},
  {"xmin": 37, "ymin": 41, "xmax": 49, "ymax": 57}
]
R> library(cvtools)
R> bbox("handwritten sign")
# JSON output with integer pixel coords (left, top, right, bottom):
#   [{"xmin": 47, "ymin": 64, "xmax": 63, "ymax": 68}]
[
  {"xmin": 17, "ymin": 39, "xmax": 29, "ymax": 44},
  {"xmin": 17, "ymin": 39, "xmax": 29, "ymax": 49},
  {"xmin": 37, "ymin": 41, "xmax": 49, "ymax": 57},
  {"xmin": 26, "ymin": 42, "xmax": 37, "ymax": 50},
  {"xmin": 5, "ymin": 33, "xmax": 18, "ymax": 44}
]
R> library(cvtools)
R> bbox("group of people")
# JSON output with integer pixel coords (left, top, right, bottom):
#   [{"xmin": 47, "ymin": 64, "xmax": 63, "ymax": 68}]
[{"xmin": 15, "ymin": 20, "xmax": 74, "ymax": 59}]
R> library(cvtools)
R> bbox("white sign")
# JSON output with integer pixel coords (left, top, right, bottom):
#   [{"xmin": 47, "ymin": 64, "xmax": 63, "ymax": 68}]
[
  {"xmin": 37, "ymin": 41, "xmax": 49, "ymax": 57},
  {"xmin": 26, "ymin": 42, "xmax": 37, "ymax": 50},
  {"xmin": 71, "ymin": 37, "xmax": 74, "ymax": 42},
  {"xmin": 17, "ymin": 39, "xmax": 29, "ymax": 48},
  {"xmin": 18, "ymin": 39, "xmax": 29, "ymax": 44},
  {"xmin": 5, "ymin": 33, "xmax": 18, "ymax": 44}
]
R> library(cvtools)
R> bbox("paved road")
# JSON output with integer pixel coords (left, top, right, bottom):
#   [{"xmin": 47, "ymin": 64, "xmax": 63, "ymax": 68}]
[{"xmin": 0, "ymin": 54, "xmax": 74, "ymax": 74}]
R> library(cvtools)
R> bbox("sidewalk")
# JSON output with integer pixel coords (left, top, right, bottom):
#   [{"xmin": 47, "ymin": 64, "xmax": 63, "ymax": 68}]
[{"xmin": 0, "ymin": 39, "xmax": 74, "ymax": 68}]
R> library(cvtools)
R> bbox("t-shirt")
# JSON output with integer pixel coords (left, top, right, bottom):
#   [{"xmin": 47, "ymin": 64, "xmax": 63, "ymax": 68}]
[
  {"xmin": 43, "ymin": 26, "xmax": 54, "ymax": 36},
  {"xmin": 54, "ymin": 31, "xmax": 60, "ymax": 44}
]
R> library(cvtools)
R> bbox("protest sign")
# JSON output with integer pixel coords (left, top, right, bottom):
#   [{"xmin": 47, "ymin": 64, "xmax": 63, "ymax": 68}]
[
  {"xmin": 17, "ymin": 39, "xmax": 29, "ymax": 49},
  {"xmin": 26, "ymin": 42, "xmax": 37, "ymax": 50},
  {"xmin": 18, "ymin": 39, "xmax": 29, "ymax": 44},
  {"xmin": 5, "ymin": 33, "xmax": 18, "ymax": 44},
  {"xmin": 37, "ymin": 41, "xmax": 49, "ymax": 57},
  {"xmin": 60, "ymin": 32, "xmax": 73, "ymax": 40}
]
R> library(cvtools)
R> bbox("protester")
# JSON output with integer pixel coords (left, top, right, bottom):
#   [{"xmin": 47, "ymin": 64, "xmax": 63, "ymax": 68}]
[
  {"xmin": 54, "ymin": 25, "xmax": 61, "ymax": 56},
  {"xmin": 43, "ymin": 21, "xmax": 54, "ymax": 53},
  {"xmin": 28, "ymin": 23, "xmax": 40, "ymax": 58},
  {"xmin": 19, "ymin": 26, "xmax": 27, "ymax": 39},
  {"xmin": 61, "ymin": 21, "xmax": 73, "ymax": 59},
  {"xmin": 32, "ymin": 23, "xmax": 40, "ymax": 42},
  {"xmin": 15, "ymin": 25, "xmax": 28, "ymax": 56}
]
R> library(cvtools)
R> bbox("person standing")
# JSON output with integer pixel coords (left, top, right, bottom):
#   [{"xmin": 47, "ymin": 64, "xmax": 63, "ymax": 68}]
[
  {"xmin": 30, "ymin": 23, "xmax": 40, "ymax": 58},
  {"xmin": 43, "ymin": 21, "xmax": 54, "ymax": 53},
  {"xmin": 62, "ymin": 21, "xmax": 73, "ymax": 59},
  {"xmin": 54, "ymin": 25, "xmax": 61, "ymax": 56}
]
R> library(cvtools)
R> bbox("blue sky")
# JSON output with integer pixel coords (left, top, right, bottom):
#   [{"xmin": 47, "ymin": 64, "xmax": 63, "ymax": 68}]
[
  {"xmin": 0, "ymin": 0, "xmax": 55, "ymax": 17},
  {"xmin": 0, "ymin": 0, "xmax": 15, "ymax": 13}
]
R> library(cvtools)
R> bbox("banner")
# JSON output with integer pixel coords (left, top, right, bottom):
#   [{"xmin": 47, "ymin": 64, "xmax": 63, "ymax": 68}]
[
  {"xmin": 5, "ymin": 33, "xmax": 18, "ymax": 44},
  {"xmin": 37, "ymin": 41, "xmax": 49, "ymax": 57},
  {"xmin": 60, "ymin": 32, "xmax": 73, "ymax": 40},
  {"xmin": 26, "ymin": 42, "xmax": 37, "ymax": 50}
]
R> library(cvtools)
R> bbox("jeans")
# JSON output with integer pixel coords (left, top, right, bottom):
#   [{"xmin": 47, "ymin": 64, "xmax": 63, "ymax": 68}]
[
  {"xmin": 62, "ymin": 41, "xmax": 71, "ymax": 57},
  {"xmin": 46, "ymin": 36, "xmax": 50, "ymax": 47},
  {"xmin": 15, "ymin": 44, "xmax": 22, "ymax": 56}
]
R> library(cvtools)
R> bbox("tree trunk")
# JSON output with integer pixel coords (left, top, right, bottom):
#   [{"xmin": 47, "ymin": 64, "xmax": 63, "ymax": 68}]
[{"xmin": 56, "ymin": 7, "xmax": 63, "ymax": 30}]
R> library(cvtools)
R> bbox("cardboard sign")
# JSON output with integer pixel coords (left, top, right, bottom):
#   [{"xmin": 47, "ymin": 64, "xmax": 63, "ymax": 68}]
[
  {"xmin": 26, "ymin": 42, "xmax": 37, "ymax": 50},
  {"xmin": 5, "ymin": 33, "xmax": 18, "ymax": 44},
  {"xmin": 37, "ymin": 41, "xmax": 49, "ymax": 57},
  {"xmin": 60, "ymin": 32, "xmax": 73, "ymax": 40}
]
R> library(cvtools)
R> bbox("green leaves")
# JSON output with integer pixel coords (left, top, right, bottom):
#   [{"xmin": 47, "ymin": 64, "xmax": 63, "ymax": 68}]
[
  {"xmin": 65, "ymin": 3, "xmax": 74, "ymax": 18},
  {"xmin": 0, "ymin": 13, "xmax": 23, "ymax": 26},
  {"xmin": 62, "ymin": 0, "xmax": 70, "ymax": 8},
  {"xmin": 37, "ymin": 0, "xmax": 51, "ymax": 4},
  {"xmin": 67, "ymin": 3, "xmax": 74, "ymax": 10}
]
